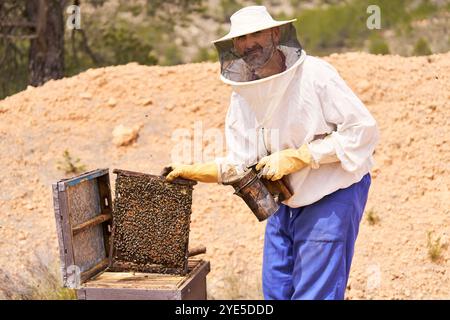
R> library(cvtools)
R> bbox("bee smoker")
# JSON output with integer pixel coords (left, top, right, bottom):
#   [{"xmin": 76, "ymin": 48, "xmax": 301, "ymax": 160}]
[{"xmin": 229, "ymin": 166, "xmax": 292, "ymax": 221}]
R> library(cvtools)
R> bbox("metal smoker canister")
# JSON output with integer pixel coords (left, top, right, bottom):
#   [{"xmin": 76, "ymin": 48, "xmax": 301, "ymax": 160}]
[{"xmin": 231, "ymin": 166, "xmax": 293, "ymax": 221}]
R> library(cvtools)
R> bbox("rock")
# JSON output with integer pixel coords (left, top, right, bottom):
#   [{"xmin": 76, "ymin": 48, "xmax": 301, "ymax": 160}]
[
  {"xmin": 371, "ymin": 165, "xmax": 381, "ymax": 178},
  {"xmin": 142, "ymin": 98, "xmax": 153, "ymax": 106},
  {"xmin": 107, "ymin": 98, "xmax": 117, "ymax": 107},
  {"xmin": 383, "ymin": 156, "xmax": 393, "ymax": 166},
  {"xmin": 165, "ymin": 102, "xmax": 175, "ymax": 111},
  {"xmin": 112, "ymin": 124, "xmax": 142, "ymax": 146},
  {"xmin": 80, "ymin": 92, "xmax": 92, "ymax": 99},
  {"xmin": 357, "ymin": 79, "xmax": 372, "ymax": 93}
]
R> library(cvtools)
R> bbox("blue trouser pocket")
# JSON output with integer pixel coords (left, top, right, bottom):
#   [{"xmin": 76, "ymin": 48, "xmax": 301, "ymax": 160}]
[{"xmin": 262, "ymin": 174, "xmax": 371, "ymax": 300}]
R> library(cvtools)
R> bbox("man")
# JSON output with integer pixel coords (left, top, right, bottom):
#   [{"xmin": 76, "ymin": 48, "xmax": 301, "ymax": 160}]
[{"xmin": 164, "ymin": 6, "xmax": 379, "ymax": 300}]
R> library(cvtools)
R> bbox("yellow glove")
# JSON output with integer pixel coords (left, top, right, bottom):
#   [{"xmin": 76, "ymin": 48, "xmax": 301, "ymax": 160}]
[
  {"xmin": 164, "ymin": 161, "xmax": 218, "ymax": 183},
  {"xmin": 256, "ymin": 144, "xmax": 312, "ymax": 181}
]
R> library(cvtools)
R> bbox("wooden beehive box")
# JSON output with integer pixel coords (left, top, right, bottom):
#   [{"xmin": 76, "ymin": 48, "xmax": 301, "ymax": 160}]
[{"xmin": 52, "ymin": 168, "xmax": 210, "ymax": 300}]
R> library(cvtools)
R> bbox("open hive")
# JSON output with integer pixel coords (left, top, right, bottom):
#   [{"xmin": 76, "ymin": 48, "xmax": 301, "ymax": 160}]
[{"xmin": 110, "ymin": 169, "xmax": 196, "ymax": 275}]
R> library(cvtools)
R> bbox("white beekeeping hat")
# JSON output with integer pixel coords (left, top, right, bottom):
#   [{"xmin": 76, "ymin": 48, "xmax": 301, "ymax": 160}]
[{"xmin": 212, "ymin": 6, "xmax": 297, "ymax": 43}]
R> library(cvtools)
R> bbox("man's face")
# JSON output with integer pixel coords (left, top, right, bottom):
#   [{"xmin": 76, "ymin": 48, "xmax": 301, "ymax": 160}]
[{"xmin": 233, "ymin": 27, "xmax": 280, "ymax": 69}]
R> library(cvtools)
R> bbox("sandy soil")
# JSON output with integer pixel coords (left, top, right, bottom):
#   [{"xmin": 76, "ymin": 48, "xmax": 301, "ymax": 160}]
[{"xmin": 0, "ymin": 51, "xmax": 449, "ymax": 299}]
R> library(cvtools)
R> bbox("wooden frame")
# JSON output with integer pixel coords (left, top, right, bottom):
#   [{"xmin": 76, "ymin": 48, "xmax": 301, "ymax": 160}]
[
  {"xmin": 110, "ymin": 169, "xmax": 197, "ymax": 275},
  {"xmin": 52, "ymin": 168, "xmax": 113, "ymax": 287}
]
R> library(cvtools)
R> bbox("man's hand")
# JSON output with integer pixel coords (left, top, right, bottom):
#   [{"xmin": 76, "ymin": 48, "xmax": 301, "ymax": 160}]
[
  {"xmin": 163, "ymin": 162, "xmax": 218, "ymax": 183},
  {"xmin": 256, "ymin": 144, "xmax": 312, "ymax": 181}
]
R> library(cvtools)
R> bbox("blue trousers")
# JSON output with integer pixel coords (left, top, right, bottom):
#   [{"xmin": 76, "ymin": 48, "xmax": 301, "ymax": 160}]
[{"xmin": 262, "ymin": 174, "xmax": 371, "ymax": 300}]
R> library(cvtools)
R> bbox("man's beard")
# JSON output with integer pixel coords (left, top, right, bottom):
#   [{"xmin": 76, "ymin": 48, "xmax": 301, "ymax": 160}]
[{"xmin": 242, "ymin": 42, "xmax": 276, "ymax": 70}]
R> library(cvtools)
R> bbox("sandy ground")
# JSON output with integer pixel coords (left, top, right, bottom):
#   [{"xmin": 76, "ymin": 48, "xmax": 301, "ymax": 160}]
[{"xmin": 0, "ymin": 51, "xmax": 449, "ymax": 299}]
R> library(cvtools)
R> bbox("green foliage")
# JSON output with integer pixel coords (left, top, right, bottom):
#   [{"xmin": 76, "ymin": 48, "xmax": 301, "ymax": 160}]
[
  {"xmin": 367, "ymin": 0, "xmax": 412, "ymax": 29},
  {"xmin": 64, "ymin": 35, "xmax": 96, "ymax": 77},
  {"xmin": 1, "ymin": 0, "xmax": 448, "ymax": 100},
  {"xmin": 411, "ymin": 0, "xmax": 438, "ymax": 20},
  {"xmin": 159, "ymin": 44, "xmax": 183, "ymax": 66},
  {"xmin": 64, "ymin": 1, "xmax": 207, "ymax": 73},
  {"xmin": 294, "ymin": 1, "xmax": 369, "ymax": 55},
  {"xmin": 369, "ymin": 33, "xmax": 390, "ymax": 55},
  {"xmin": 290, "ymin": 0, "xmax": 302, "ymax": 9},
  {"xmin": 102, "ymin": 22, "xmax": 158, "ymax": 65},
  {"xmin": 0, "ymin": 42, "xmax": 29, "ymax": 99},
  {"xmin": 145, "ymin": 0, "xmax": 205, "ymax": 25},
  {"xmin": 88, "ymin": 0, "xmax": 107, "ymax": 7},
  {"xmin": 413, "ymin": 38, "xmax": 432, "ymax": 56},
  {"xmin": 193, "ymin": 47, "xmax": 219, "ymax": 63},
  {"xmin": 118, "ymin": 3, "xmax": 143, "ymax": 17},
  {"xmin": 292, "ymin": 0, "xmax": 439, "ymax": 55},
  {"xmin": 219, "ymin": 0, "xmax": 242, "ymax": 22},
  {"xmin": 65, "ymin": 18, "xmax": 160, "ymax": 77},
  {"xmin": 56, "ymin": 150, "xmax": 86, "ymax": 175}
]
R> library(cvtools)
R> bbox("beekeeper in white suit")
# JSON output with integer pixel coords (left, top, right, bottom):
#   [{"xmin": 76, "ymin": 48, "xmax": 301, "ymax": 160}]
[{"xmin": 165, "ymin": 6, "xmax": 379, "ymax": 300}]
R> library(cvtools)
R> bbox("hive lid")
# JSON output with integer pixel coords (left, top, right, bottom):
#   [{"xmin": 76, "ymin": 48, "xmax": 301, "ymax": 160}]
[{"xmin": 52, "ymin": 168, "xmax": 113, "ymax": 288}]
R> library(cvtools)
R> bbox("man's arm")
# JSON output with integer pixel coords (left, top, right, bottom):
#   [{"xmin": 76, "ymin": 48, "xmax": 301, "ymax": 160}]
[
  {"xmin": 307, "ymin": 62, "xmax": 379, "ymax": 172},
  {"xmin": 164, "ymin": 94, "xmax": 246, "ymax": 184},
  {"xmin": 256, "ymin": 60, "xmax": 379, "ymax": 181}
]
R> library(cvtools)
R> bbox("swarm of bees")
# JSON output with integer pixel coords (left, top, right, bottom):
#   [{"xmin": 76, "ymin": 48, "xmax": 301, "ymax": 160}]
[{"xmin": 111, "ymin": 169, "xmax": 196, "ymax": 274}]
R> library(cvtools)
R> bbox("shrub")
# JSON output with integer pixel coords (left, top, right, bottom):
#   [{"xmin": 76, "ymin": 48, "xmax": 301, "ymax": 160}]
[
  {"xmin": 427, "ymin": 231, "xmax": 445, "ymax": 262},
  {"xmin": 366, "ymin": 208, "xmax": 380, "ymax": 225},
  {"xmin": 413, "ymin": 38, "xmax": 432, "ymax": 56},
  {"xmin": 193, "ymin": 47, "xmax": 218, "ymax": 63},
  {"xmin": 369, "ymin": 34, "xmax": 390, "ymax": 55},
  {"xmin": 56, "ymin": 150, "xmax": 86, "ymax": 175}
]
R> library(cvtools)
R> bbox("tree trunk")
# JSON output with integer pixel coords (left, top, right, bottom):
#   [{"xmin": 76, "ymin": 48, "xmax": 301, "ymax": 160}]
[{"xmin": 26, "ymin": 0, "xmax": 65, "ymax": 86}]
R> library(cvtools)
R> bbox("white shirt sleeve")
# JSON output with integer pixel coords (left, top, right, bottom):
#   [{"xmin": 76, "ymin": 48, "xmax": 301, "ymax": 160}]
[{"xmin": 307, "ymin": 62, "xmax": 379, "ymax": 173}]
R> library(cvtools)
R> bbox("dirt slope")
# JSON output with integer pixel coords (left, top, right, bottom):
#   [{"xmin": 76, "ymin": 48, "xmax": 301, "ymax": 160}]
[{"xmin": 0, "ymin": 51, "xmax": 449, "ymax": 299}]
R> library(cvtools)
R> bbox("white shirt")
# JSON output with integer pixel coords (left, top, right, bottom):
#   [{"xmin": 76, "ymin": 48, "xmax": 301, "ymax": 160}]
[{"xmin": 215, "ymin": 51, "xmax": 379, "ymax": 207}]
